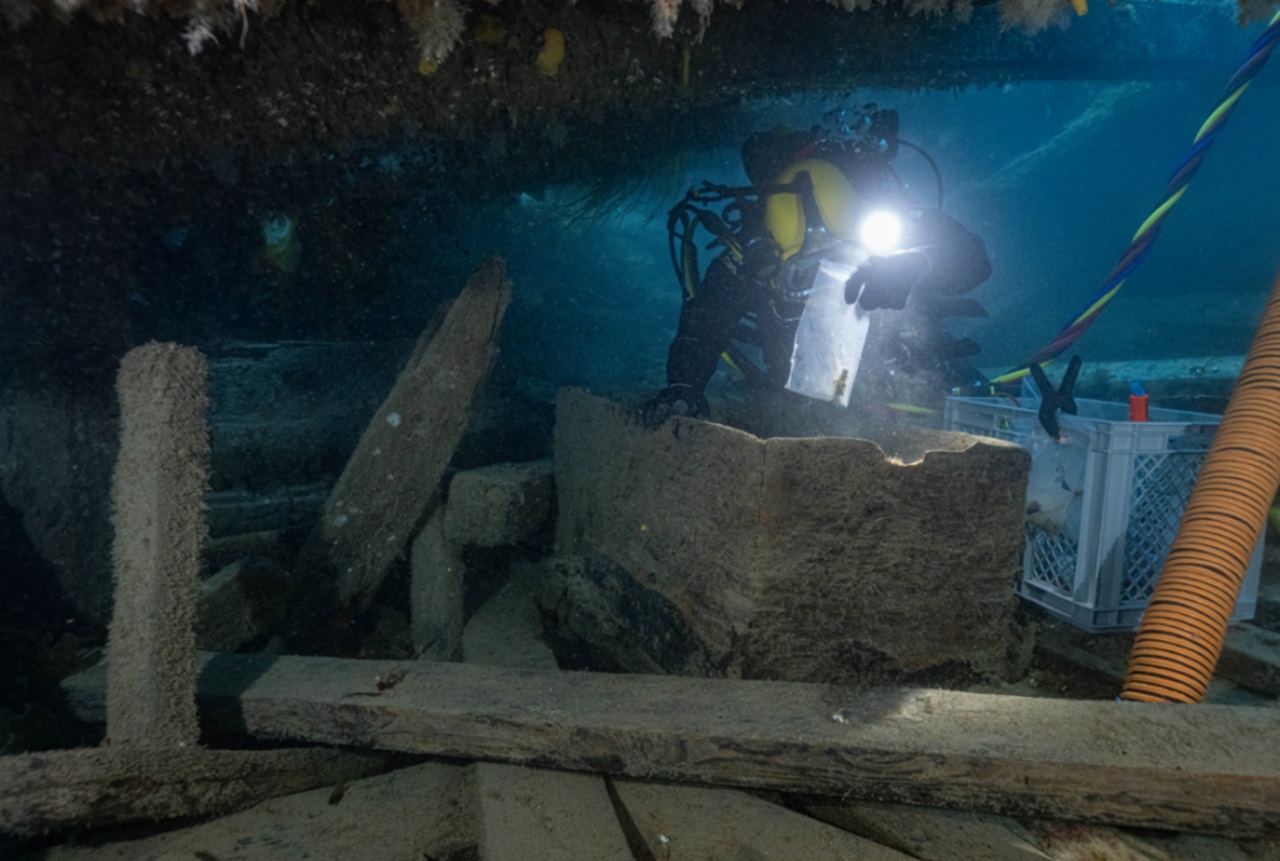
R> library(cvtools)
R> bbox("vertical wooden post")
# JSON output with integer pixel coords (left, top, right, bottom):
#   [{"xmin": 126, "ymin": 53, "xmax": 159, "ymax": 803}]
[{"xmin": 106, "ymin": 343, "xmax": 209, "ymax": 749}]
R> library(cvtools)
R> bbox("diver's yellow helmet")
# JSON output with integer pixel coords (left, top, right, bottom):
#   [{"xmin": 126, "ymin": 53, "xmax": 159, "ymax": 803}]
[{"xmin": 764, "ymin": 158, "xmax": 859, "ymax": 260}]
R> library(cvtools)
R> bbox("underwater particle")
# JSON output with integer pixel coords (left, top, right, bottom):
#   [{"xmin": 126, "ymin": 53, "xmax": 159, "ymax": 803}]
[
  {"xmin": 261, "ymin": 214, "xmax": 301, "ymax": 275},
  {"xmin": 333, "ymin": 514, "xmax": 349, "ymax": 528},
  {"xmin": 386, "ymin": 411, "xmax": 402, "ymax": 428},
  {"xmin": 534, "ymin": 28, "xmax": 565, "ymax": 77},
  {"xmin": 473, "ymin": 12, "xmax": 505, "ymax": 45}
]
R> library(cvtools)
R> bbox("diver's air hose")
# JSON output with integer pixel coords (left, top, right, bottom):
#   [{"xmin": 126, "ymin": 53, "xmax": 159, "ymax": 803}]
[{"xmin": 1120, "ymin": 267, "xmax": 1280, "ymax": 704}]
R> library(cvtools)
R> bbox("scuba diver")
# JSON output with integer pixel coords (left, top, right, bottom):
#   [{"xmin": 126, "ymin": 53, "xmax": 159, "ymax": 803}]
[{"xmin": 642, "ymin": 106, "xmax": 993, "ymax": 428}]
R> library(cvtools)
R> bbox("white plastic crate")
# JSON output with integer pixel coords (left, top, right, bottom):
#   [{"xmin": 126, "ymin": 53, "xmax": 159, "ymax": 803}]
[{"xmin": 943, "ymin": 392, "xmax": 1262, "ymax": 633}]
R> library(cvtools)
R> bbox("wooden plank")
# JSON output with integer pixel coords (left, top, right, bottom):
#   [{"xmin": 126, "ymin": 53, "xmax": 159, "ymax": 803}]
[
  {"xmin": 410, "ymin": 505, "xmax": 464, "ymax": 661},
  {"xmin": 464, "ymin": 565, "xmax": 634, "ymax": 860},
  {"xmin": 462, "ymin": 562, "xmax": 560, "ymax": 671},
  {"xmin": 197, "ymin": 556, "xmax": 290, "ymax": 652},
  {"xmin": 201, "ymin": 528, "xmax": 288, "ymax": 574},
  {"xmin": 34, "ymin": 760, "xmax": 475, "ymax": 860},
  {"xmin": 475, "ymin": 763, "xmax": 632, "ymax": 861},
  {"xmin": 0, "ymin": 746, "xmax": 392, "ymax": 837},
  {"xmin": 1034, "ymin": 622, "xmax": 1272, "ymax": 706},
  {"xmin": 1028, "ymin": 822, "xmax": 1257, "ymax": 861},
  {"xmin": 304, "ymin": 257, "xmax": 511, "ymax": 609},
  {"xmin": 62, "ymin": 653, "xmax": 1280, "ymax": 836},
  {"xmin": 611, "ymin": 780, "xmax": 914, "ymax": 860},
  {"xmin": 802, "ymin": 800, "xmax": 1050, "ymax": 860},
  {"xmin": 1220, "ymin": 624, "xmax": 1280, "ymax": 698}
]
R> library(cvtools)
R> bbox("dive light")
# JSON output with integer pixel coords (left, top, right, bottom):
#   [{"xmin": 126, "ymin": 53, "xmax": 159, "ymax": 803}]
[{"xmin": 858, "ymin": 209, "xmax": 903, "ymax": 255}]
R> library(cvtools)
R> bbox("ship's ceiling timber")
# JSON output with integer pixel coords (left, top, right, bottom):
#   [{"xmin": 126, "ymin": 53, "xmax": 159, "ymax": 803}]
[{"xmin": 0, "ymin": 0, "xmax": 1255, "ymax": 178}]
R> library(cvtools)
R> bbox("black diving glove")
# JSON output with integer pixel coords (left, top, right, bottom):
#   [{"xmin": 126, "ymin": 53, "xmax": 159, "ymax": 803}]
[
  {"xmin": 642, "ymin": 384, "xmax": 710, "ymax": 430},
  {"xmin": 844, "ymin": 251, "xmax": 931, "ymax": 310}
]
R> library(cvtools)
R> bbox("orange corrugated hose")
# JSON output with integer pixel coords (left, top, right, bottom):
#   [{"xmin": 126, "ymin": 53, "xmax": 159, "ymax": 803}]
[{"xmin": 1121, "ymin": 268, "xmax": 1280, "ymax": 703}]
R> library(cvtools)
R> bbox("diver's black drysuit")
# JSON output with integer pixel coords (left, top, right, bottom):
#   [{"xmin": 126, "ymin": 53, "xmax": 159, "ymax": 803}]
[{"xmin": 644, "ymin": 128, "xmax": 993, "ymax": 428}]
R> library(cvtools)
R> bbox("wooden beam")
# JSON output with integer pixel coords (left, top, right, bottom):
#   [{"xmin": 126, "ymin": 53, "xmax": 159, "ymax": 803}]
[
  {"xmin": 612, "ymin": 780, "xmax": 915, "ymax": 860},
  {"xmin": 197, "ymin": 556, "xmax": 290, "ymax": 652},
  {"xmin": 475, "ymin": 764, "xmax": 632, "ymax": 861},
  {"xmin": 1220, "ymin": 624, "xmax": 1280, "ymax": 698},
  {"xmin": 302, "ymin": 257, "xmax": 511, "ymax": 610},
  {"xmin": 62, "ymin": 653, "xmax": 1280, "ymax": 837},
  {"xmin": 106, "ymin": 343, "xmax": 209, "ymax": 749},
  {"xmin": 0, "ymin": 746, "xmax": 392, "ymax": 837},
  {"xmin": 1033, "ymin": 623, "xmax": 1272, "ymax": 706},
  {"xmin": 410, "ymin": 505, "xmax": 464, "ymax": 661},
  {"xmin": 801, "ymin": 800, "xmax": 1050, "ymax": 860},
  {"xmin": 461, "ymin": 556, "xmax": 634, "ymax": 860},
  {"xmin": 9, "ymin": 760, "xmax": 476, "ymax": 855}
]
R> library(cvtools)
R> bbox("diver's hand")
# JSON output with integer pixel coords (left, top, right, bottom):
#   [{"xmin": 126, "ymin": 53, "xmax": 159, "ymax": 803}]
[
  {"xmin": 642, "ymin": 384, "xmax": 710, "ymax": 429},
  {"xmin": 845, "ymin": 251, "xmax": 931, "ymax": 310}
]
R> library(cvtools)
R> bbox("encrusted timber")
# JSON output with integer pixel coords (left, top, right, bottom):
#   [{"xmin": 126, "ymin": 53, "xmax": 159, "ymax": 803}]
[
  {"xmin": 57, "ymin": 653, "xmax": 1280, "ymax": 838},
  {"xmin": 550, "ymin": 388, "xmax": 1030, "ymax": 684}
]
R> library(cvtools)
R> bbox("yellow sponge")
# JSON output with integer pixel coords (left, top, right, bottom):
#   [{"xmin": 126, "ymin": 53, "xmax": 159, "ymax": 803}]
[{"xmin": 535, "ymin": 28, "xmax": 565, "ymax": 77}]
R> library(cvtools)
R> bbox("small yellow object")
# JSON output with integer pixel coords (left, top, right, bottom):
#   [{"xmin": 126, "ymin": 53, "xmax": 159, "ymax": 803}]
[
  {"xmin": 417, "ymin": 57, "xmax": 439, "ymax": 76},
  {"xmin": 1069, "ymin": 0, "xmax": 1088, "ymax": 15},
  {"xmin": 474, "ymin": 13, "xmax": 505, "ymax": 45},
  {"xmin": 886, "ymin": 402, "xmax": 941, "ymax": 416},
  {"xmin": 833, "ymin": 368, "xmax": 849, "ymax": 399},
  {"xmin": 534, "ymin": 28, "xmax": 565, "ymax": 77}
]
